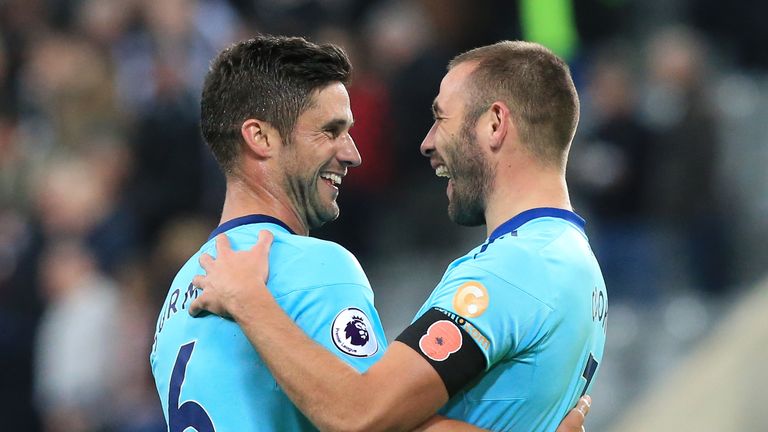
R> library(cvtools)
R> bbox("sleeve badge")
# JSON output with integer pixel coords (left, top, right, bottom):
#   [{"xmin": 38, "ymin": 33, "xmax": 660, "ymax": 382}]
[{"xmin": 331, "ymin": 307, "xmax": 379, "ymax": 357}]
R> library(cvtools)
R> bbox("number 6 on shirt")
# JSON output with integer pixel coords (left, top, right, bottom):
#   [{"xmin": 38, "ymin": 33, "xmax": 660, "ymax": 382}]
[{"xmin": 168, "ymin": 342, "xmax": 216, "ymax": 432}]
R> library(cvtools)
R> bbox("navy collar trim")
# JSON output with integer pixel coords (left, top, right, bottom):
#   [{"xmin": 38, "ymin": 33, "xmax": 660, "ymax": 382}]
[
  {"xmin": 208, "ymin": 214, "xmax": 295, "ymax": 241},
  {"xmin": 488, "ymin": 207, "xmax": 586, "ymax": 242}
]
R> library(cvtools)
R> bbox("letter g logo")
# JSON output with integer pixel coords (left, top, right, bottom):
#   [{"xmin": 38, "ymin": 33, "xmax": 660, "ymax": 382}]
[{"xmin": 452, "ymin": 282, "xmax": 489, "ymax": 318}]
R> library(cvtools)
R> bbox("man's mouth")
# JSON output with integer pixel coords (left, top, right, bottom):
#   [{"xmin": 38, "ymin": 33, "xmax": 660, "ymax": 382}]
[
  {"xmin": 320, "ymin": 172, "xmax": 343, "ymax": 187},
  {"xmin": 435, "ymin": 165, "xmax": 451, "ymax": 179}
]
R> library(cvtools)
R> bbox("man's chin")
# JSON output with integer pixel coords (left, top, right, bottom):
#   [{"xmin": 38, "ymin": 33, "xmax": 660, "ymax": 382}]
[
  {"xmin": 308, "ymin": 206, "xmax": 340, "ymax": 230},
  {"xmin": 448, "ymin": 204, "xmax": 485, "ymax": 227}
]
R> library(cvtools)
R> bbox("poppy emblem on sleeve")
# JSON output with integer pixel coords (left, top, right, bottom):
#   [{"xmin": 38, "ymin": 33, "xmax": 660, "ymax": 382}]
[{"xmin": 418, "ymin": 320, "xmax": 462, "ymax": 362}]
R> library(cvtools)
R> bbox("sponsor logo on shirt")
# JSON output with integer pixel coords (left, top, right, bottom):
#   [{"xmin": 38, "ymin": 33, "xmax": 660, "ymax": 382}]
[
  {"xmin": 331, "ymin": 307, "xmax": 379, "ymax": 357},
  {"xmin": 418, "ymin": 320, "xmax": 463, "ymax": 361},
  {"xmin": 452, "ymin": 281, "xmax": 489, "ymax": 318}
]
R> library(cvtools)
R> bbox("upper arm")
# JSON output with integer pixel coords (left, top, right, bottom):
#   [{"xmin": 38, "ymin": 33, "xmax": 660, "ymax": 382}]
[
  {"xmin": 394, "ymin": 264, "xmax": 549, "ymax": 399},
  {"xmin": 268, "ymin": 245, "xmax": 448, "ymax": 430},
  {"xmin": 278, "ymin": 282, "xmax": 388, "ymax": 372}
]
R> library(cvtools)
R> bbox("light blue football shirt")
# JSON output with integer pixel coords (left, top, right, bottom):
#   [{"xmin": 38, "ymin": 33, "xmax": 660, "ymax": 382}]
[
  {"xmin": 410, "ymin": 208, "xmax": 607, "ymax": 432},
  {"xmin": 150, "ymin": 215, "xmax": 387, "ymax": 432}
]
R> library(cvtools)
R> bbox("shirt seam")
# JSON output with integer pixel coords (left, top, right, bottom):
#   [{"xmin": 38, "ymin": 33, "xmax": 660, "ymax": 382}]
[
  {"xmin": 452, "ymin": 263, "xmax": 555, "ymax": 313},
  {"xmin": 272, "ymin": 282, "xmax": 373, "ymax": 300}
]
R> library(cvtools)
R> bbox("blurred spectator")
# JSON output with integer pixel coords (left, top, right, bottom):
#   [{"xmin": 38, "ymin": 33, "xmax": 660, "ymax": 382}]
[
  {"xmin": 0, "ymin": 208, "xmax": 41, "ymax": 431},
  {"xmin": 0, "ymin": 113, "xmax": 42, "ymax": 432},
  {"xmin": 1, "ymin": 151, "xmax": 139, "ymax": 432},
  {"xmin": 126, "ymin": 69, "xmax": 214, "ymax": 246},
  {"xmin": 34, "ymin": 239, "xmax": 120, "ymax": 432},
  {"xmin": 0, "ymin": 111, "xmax": 25, "ymax": 208},
  {"xmin": 116, "ymin": 0, "xmax": 236, "ymax": 245},
  {"xmin": 111, "ymin": 0, "xmax": 241, "ymax": 113},
  {"xmin": 75, "ymin": 0, "xmax": 140, "ymax": 50},
  {"xmin": 641, "ymin": 27, "xmax": 733, "ymax": 295},
  {"xmin": 0, "ymin": 34, "xmax": 14, "ymax": 111},
  {"xmin": 34, "ymin": 153, "xmax": 137, "ymax": 275},
  {"xmin": 570, "ymin": 44, "xmax": 658, "ymax": 301},
  {"xmin": 111, "ymin": 260, "xmax": 167, "ymax": 432},
  {"xmin": 0, "ymin": 0, "xmax": 49, "ymax": 91},
  {"xmin": 363, "ymin": 0, "xmax": 432, "ymax": 78},
  {"xmin": 21, "ymin": 33, "xmax": 120, "ymax": 151}
]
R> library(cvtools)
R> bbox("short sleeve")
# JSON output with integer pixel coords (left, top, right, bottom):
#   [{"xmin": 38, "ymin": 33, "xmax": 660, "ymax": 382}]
[
  {"xmin": 396, "ymin": 262, "xmax": 550, "ymax": 396},
  {"xmin": 225, "ymin": 228, "xmax": 388, "ymax": 372},
  {"xmin": 276, "ymin": 283, "xmax": 387, "ymax": 372}
]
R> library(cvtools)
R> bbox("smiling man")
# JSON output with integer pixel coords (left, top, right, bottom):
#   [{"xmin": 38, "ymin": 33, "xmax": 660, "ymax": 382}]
[
  {"xmin": 190, "ymin": 40, "xmax": 607, "ymax": 431},
  {"xmin": 149, "ymin": 36, "xmax": 389, "ymax": 431}
]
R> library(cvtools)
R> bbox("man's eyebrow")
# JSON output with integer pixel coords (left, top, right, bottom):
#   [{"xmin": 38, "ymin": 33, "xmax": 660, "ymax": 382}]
[
  {"xmin": 321, "ymin": 118, "xmax": 353, "ymax": 131},
  {"xmin": 432, "ymin": 98, "xmax": 445, "ymax": 117},
  {"xmin": 432, "ymin": 99, "xmax": 443, "ymax": 116}
]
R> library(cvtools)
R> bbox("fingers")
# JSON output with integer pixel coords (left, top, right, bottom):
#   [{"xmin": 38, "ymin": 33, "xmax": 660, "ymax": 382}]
[
  {"xmin": 190, "ymin": 231, "xmax": 272, "ymax": 319},
  {"xmin": 192, "ymin": 274, "xmax": 206, "ymax": 289},
  {"xmin": 257, "ymin": 229, "xmax": 274, "ymax": 250},
  {"xmin": 198, "ymin": 253, "xmax": 215, "ymax": 273},
  {"xmin": 558, "ymin": 395, "xmax": 591, "ymax": 432},
  {"xmin": 563, "ymin": 407, "xmax": 585, "ymax": 428},
  {"xmin": 189, "ymin": 293, "xmax": 205, "ymax": 317},
  {"xmin": 190, "ymin": 274, "xmax": 210, "ymax": 317},
  {"xmin": 214, "ymin": 233, "xmax": 233, "ymax": 256},
  {"xmin": 252, "ymin": 230, "xmax": 274, "ymax": 280},
  {"xmin": 249, "ymin": 230, "xmax": 274, "ymax": 258},
  {"xmin": 576, "ymin": 395, "xmax": 591, "ymax": 417}
]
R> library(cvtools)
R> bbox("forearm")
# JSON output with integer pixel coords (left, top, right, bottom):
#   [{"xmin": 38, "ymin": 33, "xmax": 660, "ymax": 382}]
[
  {"xmin": 232, "ymin": 295, "xmax": 363, "ymax": 430},
  {"xmin": 190, "ymin": 233, "xmax": 448, "ymax": 431},
  {"xmin": 233, "ymin": 292, "xmax": 429, "ymax": 431}
]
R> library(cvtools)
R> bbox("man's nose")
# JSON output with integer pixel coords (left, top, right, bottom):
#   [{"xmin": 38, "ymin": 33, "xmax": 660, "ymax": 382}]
[
  {"xmin": 339, "ymin": 134, "xmax": 362, "ymax": 168},
  {"xmin": 420, "ymin": 123, "xmax": 437, "ymax": 157}
]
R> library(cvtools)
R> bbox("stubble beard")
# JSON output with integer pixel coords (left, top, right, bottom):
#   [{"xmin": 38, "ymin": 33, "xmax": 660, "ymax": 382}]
[
  {"xmin": 280, "ymin": 151, "xmax": 340, "ymax": 232},
  {"xmin": 446, "ymin": 122, "xmax": 492, "ymax": 227},
  {"xmin": 304, "ymin": 177, "xmax": 340, "ymax": 231}
]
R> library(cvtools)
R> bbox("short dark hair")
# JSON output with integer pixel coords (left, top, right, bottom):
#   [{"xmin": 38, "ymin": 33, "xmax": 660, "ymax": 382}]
[
  {"xmin": 201, "ymin": 35, "xmax": 352, "ymax": 174},
  {"xmin": 449, "ymin": 41, "xmax": 579, "ymax": 167}
]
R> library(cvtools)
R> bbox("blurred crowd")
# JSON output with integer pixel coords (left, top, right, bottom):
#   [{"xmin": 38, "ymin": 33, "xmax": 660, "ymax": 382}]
[{"xmin": 1, "ymin": 0, "xmax": 767, "ymax": 431}]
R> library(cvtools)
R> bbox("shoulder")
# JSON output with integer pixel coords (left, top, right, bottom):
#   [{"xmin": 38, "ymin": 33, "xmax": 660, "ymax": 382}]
[
  {"xmin": 198, "ymin": 224, "xmax": 369, "ymax": 294},
  {"xmin": 204, "ymin": 224, "xmax": 355, "ymax": 262},
  {"xmin": 442, "ymin": 257, "xmax": 549, "ymax": 312},
  {"xmin": 444, "ymin": 221, "xmax": 589, "ymax": 308},
  {"xmin": 275, "ymin": 234, "xmax": 365, "ymax": 278}
]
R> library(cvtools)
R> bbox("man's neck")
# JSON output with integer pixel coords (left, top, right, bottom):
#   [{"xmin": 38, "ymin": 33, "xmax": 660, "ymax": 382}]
[
  {"xmin": 220, "ymin": 176, "xmax": 309, "ymax": 236},
  {"xmin": 483, "ymin": 167, "xmax": 571, "ymax": 238}
]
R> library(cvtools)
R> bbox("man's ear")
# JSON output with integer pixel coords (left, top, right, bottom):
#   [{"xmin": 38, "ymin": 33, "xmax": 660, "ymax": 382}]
[
  {"xmin": 486, "ymin": 101, "xmax": 513, "ymax": 152},
  {"xmin": 241, "ymin": 119, "xmax": 280, "ymax": 159}
]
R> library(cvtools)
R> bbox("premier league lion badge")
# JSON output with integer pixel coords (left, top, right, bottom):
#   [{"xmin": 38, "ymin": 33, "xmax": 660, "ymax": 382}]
[{"xmin": 331, "ymin": 307, "xmax": 378, "ymax": 357}]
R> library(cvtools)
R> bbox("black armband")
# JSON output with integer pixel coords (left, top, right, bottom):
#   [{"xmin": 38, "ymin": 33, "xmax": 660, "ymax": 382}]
[{"xmin": 395, "ymin": 307, "xmax": 487, "ymax": 397}]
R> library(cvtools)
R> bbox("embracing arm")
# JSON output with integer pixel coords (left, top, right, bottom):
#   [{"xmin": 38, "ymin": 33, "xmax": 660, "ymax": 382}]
[
  {"xmin": 191, "ymin": 232, "xmax": 447, "ymax": 431},
  {"xmin": 417, "ymin": 396, "xmax": 590, "ymax": 432},
  {"xmin": 190, "ymin": 232, "xmax": 591, "ymax": 432},
  {"xmin": 242, "ymin": 323, "xmax": 447, "ymax": 431}
]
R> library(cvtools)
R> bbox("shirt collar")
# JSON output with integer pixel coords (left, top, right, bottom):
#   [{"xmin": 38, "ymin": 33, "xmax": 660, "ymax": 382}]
[
  {"xmin": 208, "ymin": 214, "xmax": 295, "ymax": 241},
  {"xmin": 488, "ymin": 207, "xmax": 586, "ymax": 242}
]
